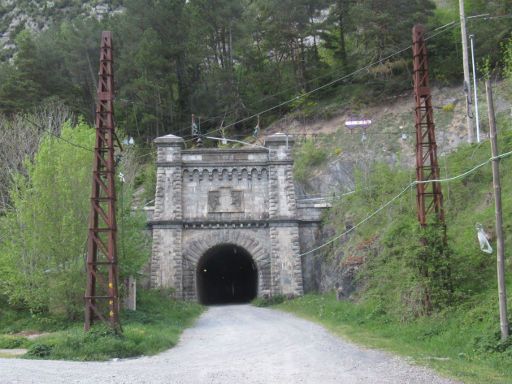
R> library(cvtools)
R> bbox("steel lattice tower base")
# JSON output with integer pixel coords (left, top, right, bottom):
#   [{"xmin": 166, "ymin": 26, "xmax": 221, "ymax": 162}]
[
  {"xmin": 412, "ymin": 25, "xmax": 444, "ymax": 227},
  {"xmin": 84, "ymin": 31, "xmax": 121, "ymax": 332}
]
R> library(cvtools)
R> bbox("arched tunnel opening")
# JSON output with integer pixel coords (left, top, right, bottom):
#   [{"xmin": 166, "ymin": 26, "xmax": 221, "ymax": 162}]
[{"xmin": 197, "ymin": 244, "xmax": 258, "ymax": 305}]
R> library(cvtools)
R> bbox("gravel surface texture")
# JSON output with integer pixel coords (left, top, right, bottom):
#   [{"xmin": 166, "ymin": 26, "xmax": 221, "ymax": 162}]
[{"xmin": 0, "ymin": 305, "xmax": 461, "ymax": 384}]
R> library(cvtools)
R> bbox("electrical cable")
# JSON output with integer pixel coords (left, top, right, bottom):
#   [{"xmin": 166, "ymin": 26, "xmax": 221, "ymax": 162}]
[
  {"xmin": 168, "ymin": 14, "xmax": 507, "ymax": 143},
  {"xmin": 204, "ymin": 136, "xmax": 270, "ymax": 151},
  {"xmin": 185, "ymin": 43, "xmax": 412, "ymax": 142},
  {"xmin": 19, "ymin": 114, "xmax": 94, "ymax": 153},
  {"xmin": 184, "ymin": 20, "xmax": 463, "ymax": 144},
  {"xmin": 299, "ymin": 149, "xmax": 512, "ymax": 257},
  {"xmin": 182, "ymin": 14, "xmax": 510, "ymax": 144},
  {"xmin": 416, "ymin": 149, "xmax": 512, "ymax": 184},
  {"xmin": 299, "ymin": 183, "xmax": 413, "ymax": 257},
  {"xmin": 470, "ymin": 14, "xmax": 512, "ymax": 21},
  {"xmin": 20, "ymin": 112, "xmax": 160, "ymax": 165},
  {"xmin": 203, "ymin": 17, "xmax": 471, "ymax": 125},
  {"xmin": 297, "ymin": 190, "xmax": 357, "ymax": 200}
]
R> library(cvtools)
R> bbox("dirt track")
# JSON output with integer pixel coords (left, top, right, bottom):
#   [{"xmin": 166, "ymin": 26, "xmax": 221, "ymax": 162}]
[{"xmin": 0, "ymin": 305, "xmax": 460, "ymax": 384}]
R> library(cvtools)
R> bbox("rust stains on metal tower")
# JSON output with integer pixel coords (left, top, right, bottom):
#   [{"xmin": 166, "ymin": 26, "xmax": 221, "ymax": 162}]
[
  {"xmin": 412, "ymin": 25, "xmax": 445, "ymax": 227},
  {"xmin": 84, "ymin": 31, "xmax": 121, "ymax": 332}
]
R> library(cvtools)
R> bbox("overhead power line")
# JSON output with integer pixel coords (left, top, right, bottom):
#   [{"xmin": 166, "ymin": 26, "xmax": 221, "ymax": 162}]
[
  {"xmin": 184, "ymin": 20, "xmax": 464, "ymax": 143},
  {"xmin": 117, "ymin": 14, "xmax": 510, "ymax": 144},
  {"xmin": 15, "ymin": 15, "xmax": 512, "ymax": 157},
  {"xmin": 19, "ymin": 114, "xmax": 94, "ymax": 153},
  {"xmin": 299, "ymin": 149, "xmax": 512, "ymax": 257},
  {"xmin": 182, "ymin": 13, "xmax": 511, "ymax": 144}
]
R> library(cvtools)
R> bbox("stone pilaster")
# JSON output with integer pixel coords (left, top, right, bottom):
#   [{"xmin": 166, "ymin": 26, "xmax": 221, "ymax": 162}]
[
  {"xmin": 149, "ymin": 228, "xmax": 162, "ymax": 287},
  {"xmin": 153, "ymin": 134, "xmax": 183, "ymax": 222},
  {"xmin": 265, "ymin": 133, "xmax": 303, "ymax": 296},
  {"xmin": 151, "ymin": 134, "xmax": 184, "ymax": 296}
]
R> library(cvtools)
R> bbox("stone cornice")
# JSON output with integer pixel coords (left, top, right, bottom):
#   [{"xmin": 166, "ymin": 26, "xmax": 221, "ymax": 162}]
[
  {"xmin": 156, "ymin": 160, "xmax": 293, "ymax": 167},
  {"xmin": 148, "ymin": 217, "xmax": 322, "ymax": 229},
  {"xmin": 182, "ymin": 148, "xmax": 268, "ymax": 155},
  {"xmin": 154, "ymin": 134, "xmax": 185, "ymax": 147}
]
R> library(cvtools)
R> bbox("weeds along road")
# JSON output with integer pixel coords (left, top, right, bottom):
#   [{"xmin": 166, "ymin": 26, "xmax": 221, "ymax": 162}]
[{"xmin": 0, "ymin": 305, "xmax": 460, "ymax": 384}]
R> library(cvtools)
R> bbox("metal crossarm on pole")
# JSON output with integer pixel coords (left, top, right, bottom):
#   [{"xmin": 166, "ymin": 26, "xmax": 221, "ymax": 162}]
[
  {"xmin": 412, "ymin": 25, "xmax": 445, "ymax": 227},
  {"xmin": 84, "ymin": 31, "xmax": 121, "ymax": 332}
]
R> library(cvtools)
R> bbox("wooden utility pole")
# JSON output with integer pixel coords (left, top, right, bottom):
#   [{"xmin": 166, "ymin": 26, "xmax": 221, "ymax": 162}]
[
  {"xmin": 459, "ymin": 0, "xmax": 474, "ymax": 143},
  {"xmin": 469, "ymin": 34, "xmax": 481, "ymax": 143},
  {"xmin": 486, "ymin": 80, "xmax": 509, "ymax": 341}
]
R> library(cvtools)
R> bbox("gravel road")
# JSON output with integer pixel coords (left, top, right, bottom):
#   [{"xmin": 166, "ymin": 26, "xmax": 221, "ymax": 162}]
[{"xmin": 0, "ymin": 305, "xmax": 460, "ymax": 384}]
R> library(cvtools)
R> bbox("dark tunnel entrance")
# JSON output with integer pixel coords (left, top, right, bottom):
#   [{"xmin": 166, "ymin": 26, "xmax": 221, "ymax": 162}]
[{"xmin": 196, "ymin": 244, "xmax": 258, "ymax": 305}]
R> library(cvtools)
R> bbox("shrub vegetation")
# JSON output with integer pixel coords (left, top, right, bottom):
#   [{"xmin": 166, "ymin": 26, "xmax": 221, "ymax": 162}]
[{"xmin": 0, "ymin": 290, "xmax": 203, "ymax": 361}]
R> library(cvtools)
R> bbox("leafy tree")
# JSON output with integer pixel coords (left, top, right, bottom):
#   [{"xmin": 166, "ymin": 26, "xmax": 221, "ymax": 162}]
[
  {"xmin": 188, "ymin": 0, "xmax": 247, "ymax": 119},
  {"xmin": 321, "ymin": 0, "xmax": 353, "ymax": 71},
  {"xmin": 0, "ymin": 120, "xmax": 149, "ymax": 319},
  {"xmin": 114, "ymin": 0, "xmax": 193, "ymax": 141},
  {"xmin": 0, "ymin": 0, "xmax": 511, "ymax": 142},
  {"xmin": 0, "ymin": 32, "xmax": 44, "ymax": 113},
  {"xmin": 0, "ymin": 101, "xmax": 73, "ymax": 212},
  {"xmin": 349, "ymin": 0, "xmax": 435, "ymax": 61}
]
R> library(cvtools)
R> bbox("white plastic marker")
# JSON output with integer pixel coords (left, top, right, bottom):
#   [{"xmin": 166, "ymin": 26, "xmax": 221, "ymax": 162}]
[{"xmin": 476, "ymin": 223, "xmax": 493, "ymax": 254}]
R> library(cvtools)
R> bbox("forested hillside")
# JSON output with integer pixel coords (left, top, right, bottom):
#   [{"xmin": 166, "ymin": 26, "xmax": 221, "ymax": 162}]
[
  {"xmin": 0, "ymin": 0, "xmax": 123, "ymax": 55},
  {"xmin": 0, "ymin": 0, "xmax": 511, "ymax": 302},
  {"xmin": 0, "ymin": 1, "xmax": 512, "ymax": 376},
  {"xmin": 0, "ymin": 0, "xmax": 510, "ymax": 144}
]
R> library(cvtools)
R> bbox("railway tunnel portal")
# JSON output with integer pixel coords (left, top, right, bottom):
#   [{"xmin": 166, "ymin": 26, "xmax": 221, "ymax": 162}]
[{"xmin": 146, "ymin": 133, "xmax": 327, "ymax": 302}]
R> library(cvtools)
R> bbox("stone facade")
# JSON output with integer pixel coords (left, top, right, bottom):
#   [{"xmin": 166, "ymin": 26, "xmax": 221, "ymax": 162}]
[{"xmin": 147, "ymin": 133, "xmax": 326, "ymax": 300}]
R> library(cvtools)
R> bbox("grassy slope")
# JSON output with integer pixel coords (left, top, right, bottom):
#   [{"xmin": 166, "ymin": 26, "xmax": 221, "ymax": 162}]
[
  {"xmin": 0, "ymin": 290, "xmax": 203, "ymax": 361},
  {"xmin": 282, "ymin": 88, "xmax": 512, "ymax": 383},
  {"xmin": 277, "ymin": 290, "xmax": 512, "ymax": 384}
]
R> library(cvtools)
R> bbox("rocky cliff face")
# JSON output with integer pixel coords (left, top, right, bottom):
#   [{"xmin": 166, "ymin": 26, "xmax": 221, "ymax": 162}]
[
  {"xmin": 284, "ymin": 83, "xmax": 512, "ymax": 200},
  {"xmin": 0, "ymin": 0, "xmax": 123, "ymax": 57},
  {"xmin": 289, "ymin": 82, "xmax": 511, "ymax": 297}
]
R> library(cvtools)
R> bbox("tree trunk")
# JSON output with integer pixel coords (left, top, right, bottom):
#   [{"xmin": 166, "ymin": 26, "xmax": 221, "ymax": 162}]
[
  {"xmin": 221, "ymin": 27, "xmax": 228, "ymax": 70},
  {"xmin": 299, "ymin": 38, "xmax": 307, "ymax": 91},
  {"xmin": 175, "ymin": 54, "xmax": 189, "ymax": 123},
  {"xmin": 337, "ymin": 0, "xmax": 348, "ymax": 69}
]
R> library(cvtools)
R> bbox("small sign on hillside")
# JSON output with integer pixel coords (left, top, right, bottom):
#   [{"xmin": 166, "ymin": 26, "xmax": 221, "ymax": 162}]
[{"xmin": 345, "ymin": 119, "xmax": 372, "ymax": 128}]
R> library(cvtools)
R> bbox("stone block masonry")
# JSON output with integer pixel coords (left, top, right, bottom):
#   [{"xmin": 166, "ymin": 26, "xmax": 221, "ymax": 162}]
[{"xmin": 147, "ymin": 132, "xmax": 327, "ymax": 300}]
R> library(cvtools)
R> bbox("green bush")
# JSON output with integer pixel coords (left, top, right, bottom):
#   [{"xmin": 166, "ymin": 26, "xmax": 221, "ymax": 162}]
[
  {"xmin": 326, "ymin": 125, "xmax": 512, "ymax": 322},
  {"xmin": 12, "ymin": 290, "xmax": 204, "ymax": 361},
  {"xmin": 293, "ymin": 139, "xmax": 327, "ymax": 182},
  {"xmin": 0, "ymin": 335, "xmax": 29, "ymax": 349},
  {"xmin": 142, "ymin": 162, "xmax": 157, "ymax": 204},
  {"xmin": 473, "ymin": 331, "xmax": 512, "ymax": 354},
  {"xmin": 361, "ymin": 218, "xmax": 454, "ymax": 319},
  {"xmin": 27, "ymin": 343, "xmax": 53, "ymax": 358},
  {"xmin": 0, "ymin": 120, "xmax": 150, "ymax": 319}
]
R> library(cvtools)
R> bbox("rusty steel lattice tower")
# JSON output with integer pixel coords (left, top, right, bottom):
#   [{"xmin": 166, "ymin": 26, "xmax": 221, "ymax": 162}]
[
  {"xmin": 84, "ymin": 31, "xmax": 121, "ymax": 331},
  {"xmin": 412, "ymin": 25, "xmax": 444, "ymax": 227}
]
